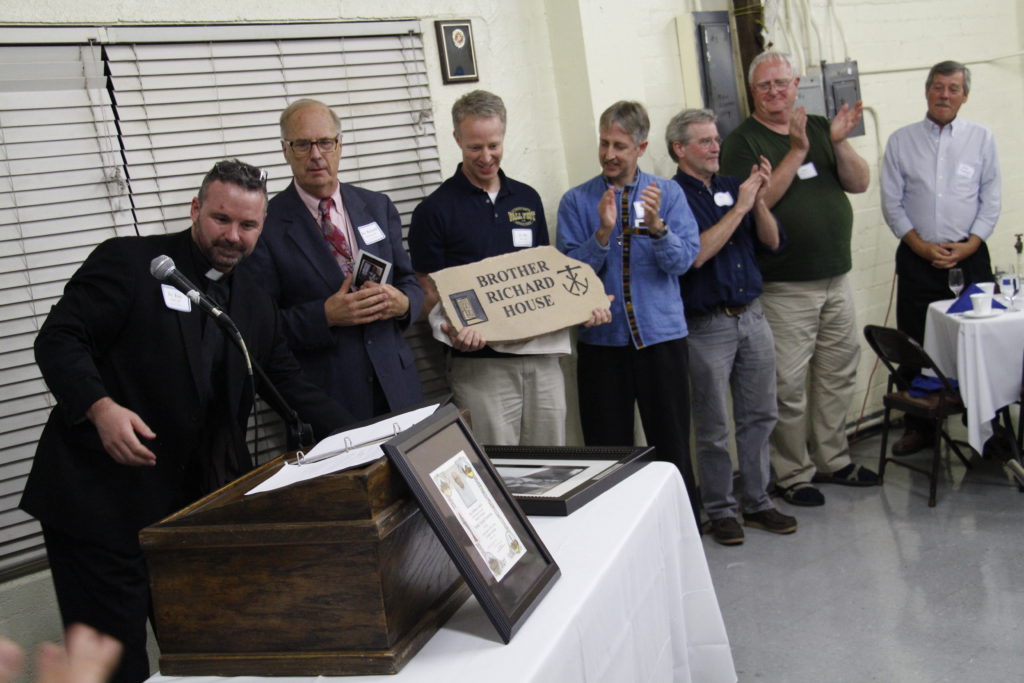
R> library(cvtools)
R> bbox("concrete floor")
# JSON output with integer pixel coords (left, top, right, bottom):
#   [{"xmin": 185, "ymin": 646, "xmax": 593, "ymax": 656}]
[{"xmin": 702, "ymin": 427, "xmax": 1024, "ymax": 683}]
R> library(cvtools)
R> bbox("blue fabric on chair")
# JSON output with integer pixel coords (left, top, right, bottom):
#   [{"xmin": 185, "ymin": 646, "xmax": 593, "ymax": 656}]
[
  {"xmin": 946, "ymin": 284, "xmax": 1006, "ymax": 313},
  {"xmin": 909, "ymin": 374, "xmax": 959, "ymax": 397}
]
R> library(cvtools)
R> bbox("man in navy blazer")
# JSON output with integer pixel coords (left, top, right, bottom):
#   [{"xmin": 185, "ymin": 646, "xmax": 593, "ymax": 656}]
[
  {"xmin": 245, "ymin": 99, "xmax": 424, "ymax": 421},
  {"xmin": 21, "ymin": 160, "xmax": 351, "ymax": 683}
]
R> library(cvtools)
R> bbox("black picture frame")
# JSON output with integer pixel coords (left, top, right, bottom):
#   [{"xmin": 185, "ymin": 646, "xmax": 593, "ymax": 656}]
[
  {"xmin": 434, "ymin": 20, "xmax": 479, "ymax": 84},
  {"xmin": 382, "ymin": 404, "xmax": 559, "ymax": 643},
  {"xmin": 487, "ymin": 445, "xmax": 653, "ymax": 516}
]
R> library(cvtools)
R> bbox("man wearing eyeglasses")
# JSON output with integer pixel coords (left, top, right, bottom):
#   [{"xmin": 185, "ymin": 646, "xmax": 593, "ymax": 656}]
[
  {"xmin": 20, "ymin": 160, "xmax": 350, "ymax": 683},
  {"xmin": 881, "ymin": 61, "xmax": 1001, "ymax": 456},
  {"xmin": 720, "ymin": 50, "xmax": 876, "ymax": 507},
  {"xmin": 667, "ymin": 108, "xmax": 796, "ymax": 545},
  {"xmin": 246, "ymin": 99, "xmax": 425, "ymax": 421}
]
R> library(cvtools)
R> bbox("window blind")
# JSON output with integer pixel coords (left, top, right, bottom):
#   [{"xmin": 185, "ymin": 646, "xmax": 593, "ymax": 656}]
[{"xmin": 0, "ymin": 22, "xmax": 446, "ymax": 580}]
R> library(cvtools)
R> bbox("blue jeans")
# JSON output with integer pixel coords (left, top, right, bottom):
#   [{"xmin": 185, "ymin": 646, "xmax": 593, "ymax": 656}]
[{"xmin": 687, "ymin": 300, "xmax": 777, "ymax": 519}]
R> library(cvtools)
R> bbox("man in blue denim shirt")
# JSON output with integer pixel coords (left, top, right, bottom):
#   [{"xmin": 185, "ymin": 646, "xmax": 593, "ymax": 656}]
[
  {"xmin": 668, "ymin": 108, "xmax": 797, "ymax": 545},
  {"xmin": 557, "ymin": 100, "xmax": 701, "ymax": 516}
]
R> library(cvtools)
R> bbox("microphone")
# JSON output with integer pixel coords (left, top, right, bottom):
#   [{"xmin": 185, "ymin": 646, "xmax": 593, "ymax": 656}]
[
  {"xmin": 150, "ymin": 254, "xmax": 228, "ymax": 321},
  {"xmin": 149, "ymin": 255, "xmax": 314, "ymax": 449}
]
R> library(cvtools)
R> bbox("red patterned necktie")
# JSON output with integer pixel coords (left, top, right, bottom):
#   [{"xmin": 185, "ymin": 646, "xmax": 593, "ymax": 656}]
[{"xmin": 318, "ymin": 197, "xmax": 353, "ymax": 275}]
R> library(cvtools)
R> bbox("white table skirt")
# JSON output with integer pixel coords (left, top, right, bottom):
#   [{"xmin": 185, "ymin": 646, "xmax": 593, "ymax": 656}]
[
  {"xmin": 150, "ymin": 462, "xmax": 736, "ymax": 683},
  {"xmin": 924, "ymin": 300, "xmax": 1024, "ymax": 451}
]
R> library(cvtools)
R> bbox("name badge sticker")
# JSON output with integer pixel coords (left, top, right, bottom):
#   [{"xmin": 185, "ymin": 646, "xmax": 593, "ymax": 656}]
[
  {"xmin": 956, "ymin": 163, "xmax": 975, "ymax": 179},
  {"xmin": 161, "ymin": 284, "xmax": 191, "ymax": 312},
  {"xmin": 714, "ymin": 191, "xmax": 735, "ymax": 207},
  {"xmin": 797, "ymin": 162, "xmax": 818, "ymax": 180},
  {"xmin": 512, "ymin": 228, "xmax": 534, "ymax": 248},
  {"xmin": 356, "ymin": 221, "xmax": 386, "ymax": 245},
  {"xmin": 632, "ymin": 200, "xmax": 646, "ymax": 228}
]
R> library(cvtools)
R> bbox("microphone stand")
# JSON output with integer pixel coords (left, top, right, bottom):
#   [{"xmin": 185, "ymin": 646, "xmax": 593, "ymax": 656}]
[{"xmin": 215, "ymin": 316, "xmax": 315, "ymax": 452}]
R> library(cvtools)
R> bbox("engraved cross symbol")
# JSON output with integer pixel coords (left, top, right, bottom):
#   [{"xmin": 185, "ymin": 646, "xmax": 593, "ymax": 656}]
[{"xmin": 558, "ymin": 264, "xmax": 589, "ymax": 296}]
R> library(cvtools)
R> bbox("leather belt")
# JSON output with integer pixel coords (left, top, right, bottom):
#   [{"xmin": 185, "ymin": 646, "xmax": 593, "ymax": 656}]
[{"xmin": 721, "ymin": 304, "xmax": 749, "ymax": 317}]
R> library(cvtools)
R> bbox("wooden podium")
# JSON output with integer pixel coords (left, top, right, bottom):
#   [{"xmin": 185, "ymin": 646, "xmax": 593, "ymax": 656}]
[{"xmin": 139, "ymin": 454, "xmax": 469, "ymax": 677}]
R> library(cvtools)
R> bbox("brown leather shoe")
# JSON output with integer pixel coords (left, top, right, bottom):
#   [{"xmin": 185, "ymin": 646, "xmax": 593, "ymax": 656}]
[
  {"xmin": 891, "ymin": 430, "xmax": 934, "ymax": 456},
  {"xmin": 709, "ymin": 517, "xmax": 745, "ymax": 545}
]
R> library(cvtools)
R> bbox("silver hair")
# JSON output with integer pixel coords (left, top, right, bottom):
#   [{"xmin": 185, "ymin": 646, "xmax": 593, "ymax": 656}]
[
  {"xmin": 748, "ymin": 49, "xmax": 796, "ymax": 84},
  {"xmin": 599, "ymin": 100, "xmax": 650, "ymax": 145},
  {"xmin": 664, "ymin": 109, "xmax": 717, "ymax": 161}
]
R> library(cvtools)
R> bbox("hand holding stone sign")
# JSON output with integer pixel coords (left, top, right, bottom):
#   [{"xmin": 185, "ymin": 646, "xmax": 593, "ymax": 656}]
[{"xmin": 429, "ymin": 246, "xmax": 611, "ymax": 344}]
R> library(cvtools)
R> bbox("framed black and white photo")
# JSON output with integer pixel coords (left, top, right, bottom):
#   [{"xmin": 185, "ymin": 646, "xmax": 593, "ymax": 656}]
[
  {"xmin": 382, "ymin": 405, "xmax": 559, "ymax": 643},
  {"xmin": 352, "ymin": 251, "xmax": 392, "ymax": 288},
  {"xmin": 434, "ymin": 20, "xmax": 479, "ymax": 84},
  {"xmin": 487, "ymin": 445, "xmax": 653, "ymax": 516}
]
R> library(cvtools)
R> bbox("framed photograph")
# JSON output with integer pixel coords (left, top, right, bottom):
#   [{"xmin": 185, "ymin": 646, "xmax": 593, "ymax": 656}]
[
  {"xmin": 434, "ymin": 20, "xmax": 479, "ymax": 84},
  {"xmin": 382, "ymin": 404, "xmax": 559, "ymax": 643},
  {"xmin": 353, "ymin": 251, "xmax": 392, "ymax": 288},
  {"xmin": 487, "ymin": 445, "xmax": 653, "ymax": 516}
]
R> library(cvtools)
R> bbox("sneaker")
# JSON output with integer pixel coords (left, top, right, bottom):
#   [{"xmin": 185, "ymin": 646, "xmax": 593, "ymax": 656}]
[
  {"xmin": 743, "ymin": 508, "xmax": 797, "ymax": 534},
  {"xmin": 709, "ymin": 517, "xmax": 745, "ymax": 545}
]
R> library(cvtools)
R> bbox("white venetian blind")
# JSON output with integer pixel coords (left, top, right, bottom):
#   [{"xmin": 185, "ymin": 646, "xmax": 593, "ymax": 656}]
[
  {"xmin": 0, "ymin": 21, "xmax": 448, "ymax": 579},
  {"xmin": 0, "ymin": 41, "xmax": 133, "ymax": 578},
  {"xmin": 102, "ymin": 27, "xmax": 446, "ymax": 459}
]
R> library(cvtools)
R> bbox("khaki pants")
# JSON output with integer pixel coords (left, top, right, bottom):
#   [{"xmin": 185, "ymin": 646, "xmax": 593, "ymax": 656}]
[
  {"xmin": 760, "ymin": 275, "xmax": 860, "ymax": 489},
  {"xmin": 448, "ymin": 355, "xmax": 566, "ymax": 446}
]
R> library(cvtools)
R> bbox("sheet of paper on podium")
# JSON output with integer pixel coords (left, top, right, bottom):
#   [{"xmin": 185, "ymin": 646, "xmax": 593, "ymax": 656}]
[{"xmin": 246, "ymin": 403, "xmax": 440, "ymax": 495}]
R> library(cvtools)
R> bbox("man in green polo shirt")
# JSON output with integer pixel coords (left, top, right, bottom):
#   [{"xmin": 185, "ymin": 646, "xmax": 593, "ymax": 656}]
[{"xmin": 721, "ymin": 50, "xmax": 877, "ymax": 507}]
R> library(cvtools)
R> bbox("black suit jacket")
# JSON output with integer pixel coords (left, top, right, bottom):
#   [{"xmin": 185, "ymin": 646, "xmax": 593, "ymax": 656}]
[
  {"xmin": 244, "ymin": 181, "xmax": 424, "ymax": 421},
  {"xmin": 20, "ymin": 229, "xmax": 351, "ymax": 550}
]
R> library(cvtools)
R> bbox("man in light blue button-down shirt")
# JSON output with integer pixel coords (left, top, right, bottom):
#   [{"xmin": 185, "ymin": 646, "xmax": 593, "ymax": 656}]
[{"xmin": 881, "ymin": 60, "xmax": 1002, "ymax": 454}]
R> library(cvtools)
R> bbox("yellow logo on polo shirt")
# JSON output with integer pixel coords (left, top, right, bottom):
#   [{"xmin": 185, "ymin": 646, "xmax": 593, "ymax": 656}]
[{"xmin": 507, "ymin": 207, "xmax": 536, "ymax": 226}]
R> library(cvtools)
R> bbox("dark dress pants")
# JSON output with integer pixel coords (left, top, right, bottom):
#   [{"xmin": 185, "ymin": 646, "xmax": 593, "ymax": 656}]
[
  {"xmin": 577, "ymin": 338, "xmax": 698, "ymax": 518},
  {"xmin": 42, "ymin": 525, "xmax": 152, "ymax": 683},
  {"xmin": 895, "ymin": 240, "xmax": 992, "ymax": 432}
]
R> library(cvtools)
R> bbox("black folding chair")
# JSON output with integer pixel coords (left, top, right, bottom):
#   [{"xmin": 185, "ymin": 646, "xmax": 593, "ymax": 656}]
[{"xmin": 863, "ymin": 325, "xmax": 971, "ymax": 506}]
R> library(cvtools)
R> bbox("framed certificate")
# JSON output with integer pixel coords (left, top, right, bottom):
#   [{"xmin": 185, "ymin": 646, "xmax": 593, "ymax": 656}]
[
  {"xmin": 488, "ymin": 445, "xmax": 652, "ymax": 516},
  {"xmin": 381, "ymin": 405, "xmax": 559, "ymax": 643}
]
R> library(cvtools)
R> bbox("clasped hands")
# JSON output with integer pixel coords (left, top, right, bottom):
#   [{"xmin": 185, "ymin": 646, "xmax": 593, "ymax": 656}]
[{"xmin": 324, "ymin": 273, "xmax": 409, "ymax": 327}]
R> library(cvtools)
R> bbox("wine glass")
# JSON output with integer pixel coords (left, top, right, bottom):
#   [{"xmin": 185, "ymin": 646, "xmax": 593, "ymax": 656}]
[
  {"xmin": 948, "ymin": 268, "xmax": 964, "ymax": 299},
  {"xmin": 1000, "ymin": 271, "xmax": 1019, "ymax": 310}
]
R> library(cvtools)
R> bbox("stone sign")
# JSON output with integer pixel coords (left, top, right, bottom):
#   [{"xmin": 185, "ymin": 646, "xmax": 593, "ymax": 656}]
[{"xmin": 430, "ymin": 246, "xmax": 610, "ymax": 343}]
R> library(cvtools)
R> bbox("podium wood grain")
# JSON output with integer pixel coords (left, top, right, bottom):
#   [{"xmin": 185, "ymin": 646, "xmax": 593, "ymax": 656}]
[{"xmin": 141, "ymin": 456, "xmax": 468, "ymax": 676}]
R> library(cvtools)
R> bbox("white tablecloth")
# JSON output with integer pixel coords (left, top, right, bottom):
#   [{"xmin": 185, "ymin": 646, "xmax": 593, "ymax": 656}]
[
  {"xmin": 924, "ymin": 300, "xmax": 1024, "ymax": 451},
  {"xmin": 150, "ymin": 462, "xmax": 736, "ymax": 683}
]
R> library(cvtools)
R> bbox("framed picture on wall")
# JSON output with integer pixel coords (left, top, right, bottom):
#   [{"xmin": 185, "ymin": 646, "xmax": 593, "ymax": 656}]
[{"xmin": 435, "ymin": 20, "xmax": 479, "ymax": 84}]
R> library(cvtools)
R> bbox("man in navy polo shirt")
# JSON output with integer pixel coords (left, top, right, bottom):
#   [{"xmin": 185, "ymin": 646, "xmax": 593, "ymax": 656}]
[
  {"xmin": 667, "ymin": 108, "xmax": 796, "ymax": 545},
  {"xmin": 410, "ymin": 90, "xmax": 604, "ymax": 445}
]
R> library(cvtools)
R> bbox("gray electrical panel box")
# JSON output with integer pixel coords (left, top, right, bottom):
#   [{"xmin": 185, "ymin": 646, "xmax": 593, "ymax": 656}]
[
  {"xmin": 693, "ymin": 11, "xmax": 742, "ymax": 140},
  {"xmin": 795, "ymin": 67, "xmax": 826, "ymax": 116},
  {"xmin": 822, "ymin": 60, "xmax": 865, "ymax": 137}
]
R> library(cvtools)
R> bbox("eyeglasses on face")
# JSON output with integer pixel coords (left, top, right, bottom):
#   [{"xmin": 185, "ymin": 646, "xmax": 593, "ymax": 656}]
[
  {"xmin": 753, "ymin": 78, "xmax": 793, "ymax": 93},
  {"xmin": 282, "ymin": 136, "xmax": 340, "ymax": 155}
]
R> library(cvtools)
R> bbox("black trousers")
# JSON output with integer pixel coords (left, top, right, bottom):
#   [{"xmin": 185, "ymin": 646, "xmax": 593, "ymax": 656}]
[
  {"xmin": 895, "ymin": 240, "xmax": 992, "ymax": 431},
  {"xmin": 42, "ymin": 525, "xmax": 152, "ymax": 683},
  {"xmin": 895, "ymin": 240, "xmax": 992, "ymax": 344},
  {"xmin": 577, "ymin": 338, "xmax": 698, "ymax": 518}
]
